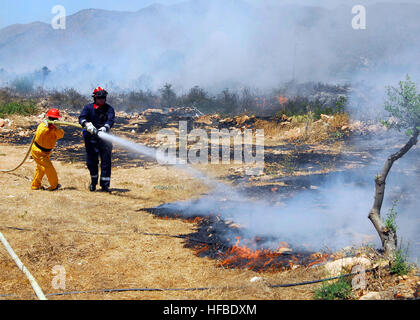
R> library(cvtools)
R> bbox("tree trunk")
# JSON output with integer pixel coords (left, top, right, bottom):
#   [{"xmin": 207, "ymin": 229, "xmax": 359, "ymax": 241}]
[{"xmin": 368, "ymin": 129, "xmax": 419, "ymax": 259}]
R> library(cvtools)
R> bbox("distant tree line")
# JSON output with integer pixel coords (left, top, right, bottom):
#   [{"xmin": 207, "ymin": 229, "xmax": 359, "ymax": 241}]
[{"xmin": 0, "ymin": 66, "xmax": 350, "ymax": 117}]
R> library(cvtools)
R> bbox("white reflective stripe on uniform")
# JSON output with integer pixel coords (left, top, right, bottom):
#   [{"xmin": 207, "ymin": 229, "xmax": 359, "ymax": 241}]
[
  {"xmin": 91, "ymin": 175, "xmax": 98, "ymax": 178},
  {"xmin": 100, "ymin": 177, "xmax": 111, "ymax": 181}
]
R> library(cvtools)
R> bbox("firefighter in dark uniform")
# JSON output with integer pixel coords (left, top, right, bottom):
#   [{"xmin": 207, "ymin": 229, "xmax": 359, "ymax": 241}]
[{"xmin": 79, "ymin": 87, "xmax": 115, "ymax": 192}]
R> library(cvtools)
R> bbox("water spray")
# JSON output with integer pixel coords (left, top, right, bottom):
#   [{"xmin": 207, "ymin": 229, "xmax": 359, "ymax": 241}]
[{"xmin": 47, "ymin": 120, "xmax": 238, "ymax": 195}]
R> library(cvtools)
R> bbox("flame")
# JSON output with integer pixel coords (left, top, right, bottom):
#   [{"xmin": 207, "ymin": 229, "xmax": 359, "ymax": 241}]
[
  {"xmin": 189, "ymin": 216, "xmax": 203, "ymax": 223},
  {"xmin": 158, "ymin": 214, "xmax": 202, "ymax": 224},
  {"xmin": 190, "ymin": 235, "xmax": 331, "ymax": 273},
  {"xmin": 215, "ymin": 237, "xmax": 294, "ymax": 272},
  {"xmin": 277, "ymin": 95, "xmax": 289, "ymax": 105},
  {"xmin": 305, "ymin": 253, "xmax": 329, "ymax": 268}
]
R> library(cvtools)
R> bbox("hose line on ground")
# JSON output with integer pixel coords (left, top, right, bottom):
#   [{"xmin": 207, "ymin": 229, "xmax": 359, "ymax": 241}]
[
  {"xmin": 0, "ymin": 268, "xmax": 378, "ymax": 298},
  {"xmin": 0, "ymin": 231, "xmax": 47, "ymax": 300},
  {"xmin": 44, "ymin": 268, "xmax": 377, "ymax": 297},
  {"xmin": 0, "ymin": 225, "xmax": 383, "ymax": 298},
  {"xmin": 0, "ymin": 120, "xmax": 82, "ymax": 173},
  {"xmin": 0, "ymin": 135, "xmax": 35, "ymax": 173}
]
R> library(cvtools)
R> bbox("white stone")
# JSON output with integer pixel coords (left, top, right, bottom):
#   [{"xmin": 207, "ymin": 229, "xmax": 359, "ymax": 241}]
[
  {"xmin": 324, "ymin": 257, "xmax": 372, "ymax": 276},
  {"xmin": 359, "ymin": 292, "xmax": 381, "ymax": 300}
]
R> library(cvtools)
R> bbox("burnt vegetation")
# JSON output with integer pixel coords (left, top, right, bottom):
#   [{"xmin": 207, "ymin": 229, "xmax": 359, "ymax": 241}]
[{"xmin": 0, "ymin": 77, "xmax": 349, "ymax": 118}]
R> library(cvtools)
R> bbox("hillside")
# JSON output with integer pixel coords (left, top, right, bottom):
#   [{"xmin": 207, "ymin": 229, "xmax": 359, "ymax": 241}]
[{"xmin": 0, "ymin": 1, "xmax": 420, "ymax": 90}]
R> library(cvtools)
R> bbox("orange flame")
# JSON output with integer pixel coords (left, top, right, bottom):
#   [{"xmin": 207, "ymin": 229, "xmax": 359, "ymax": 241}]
[
  {"xmin": 277, "ymin": 95, "xmax": 289, "ymax": 105},
  {"xmin": 214, "ymin": 237, "xmax": 294, "ymax": 272}
]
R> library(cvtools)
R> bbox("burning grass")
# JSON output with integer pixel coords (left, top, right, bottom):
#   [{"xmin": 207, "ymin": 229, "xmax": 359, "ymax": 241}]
[{"xmin": 146, "ymin": 207, "xmax": 332, "ymax": 273}]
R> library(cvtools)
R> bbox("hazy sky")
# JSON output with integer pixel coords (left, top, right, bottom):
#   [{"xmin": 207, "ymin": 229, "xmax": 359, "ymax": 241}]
[
  {"xmin": 1, "ymin": 0, "xmax": 419, "ymax": 29},
  {"xmin": 0, "ymin": 0, "xmax": 183, "ymax": 29}
]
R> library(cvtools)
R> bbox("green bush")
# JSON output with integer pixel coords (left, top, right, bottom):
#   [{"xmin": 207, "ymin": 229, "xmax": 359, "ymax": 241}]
[
  {"xmin": 384, "ymin": 200, "xmax": 398, "ymax": 233},
  {"xmin": 0, "ymin": 101, "xmax": 38, "ymax": 117},
  {"xmin": 390, "ymin": 247, "xmax": 412, "ymax": 276},
  {"xmin": 314, "ymin": 277, "xmax": 354, "ymax": 300}
]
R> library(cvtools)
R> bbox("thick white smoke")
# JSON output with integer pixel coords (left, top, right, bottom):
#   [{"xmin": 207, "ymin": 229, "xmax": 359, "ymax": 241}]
[{"xmin": 1, "ymin": 0, "xmax": 419, "ymax": 94}]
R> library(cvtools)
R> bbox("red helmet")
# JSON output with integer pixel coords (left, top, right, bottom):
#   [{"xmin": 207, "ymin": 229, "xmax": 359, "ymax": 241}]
[
  {"xmin": 46, "ymin": 108, "xmax": 61, "ymax": 119},
  {"xmin": 92, "ymin": 86, "xmax": 108, "ymax": 98}
]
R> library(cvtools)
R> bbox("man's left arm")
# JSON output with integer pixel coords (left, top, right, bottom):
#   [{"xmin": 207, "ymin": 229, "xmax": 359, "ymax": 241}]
[{"xmin": 104, "ymin": 106, "xmax": 115, "ymax": 132}]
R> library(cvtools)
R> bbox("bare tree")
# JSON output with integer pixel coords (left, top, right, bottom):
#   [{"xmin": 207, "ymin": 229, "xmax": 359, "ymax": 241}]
[{"xmin": 369, "ymin": 76, "xmax": 420, "ymax": 258}]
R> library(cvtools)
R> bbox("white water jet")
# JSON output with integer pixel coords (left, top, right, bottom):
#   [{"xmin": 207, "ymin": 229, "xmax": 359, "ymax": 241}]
[{"xmin": 98, "ymin": 132, "xmax": 240, "ymax": 199}]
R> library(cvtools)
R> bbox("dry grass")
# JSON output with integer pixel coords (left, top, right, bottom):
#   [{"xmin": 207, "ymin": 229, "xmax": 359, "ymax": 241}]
[
  {"xmin": 0, "ymin": 143, "xmax": 336, "ymax": 300},
  {"xmin": 255, "ymin": 114, "xmax": 350, "ymax": 145}
]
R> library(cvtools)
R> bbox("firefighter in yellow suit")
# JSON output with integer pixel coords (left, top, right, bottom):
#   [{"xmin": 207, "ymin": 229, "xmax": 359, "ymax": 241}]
[{"xmin": 31, "ymin": 108, "xmax": 65, "ymax": 191}]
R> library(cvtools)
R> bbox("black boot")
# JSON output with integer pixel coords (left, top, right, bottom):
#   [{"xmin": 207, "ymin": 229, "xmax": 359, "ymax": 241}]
[{"xmin": 89, "ymin": 176, "xmax": 98, "ymax": 192}]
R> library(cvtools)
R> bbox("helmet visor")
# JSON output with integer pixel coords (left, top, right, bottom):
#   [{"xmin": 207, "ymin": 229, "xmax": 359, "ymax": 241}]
[{"xmin": 94, "ymin": 90, "xmax": 108, "ymax": 98}]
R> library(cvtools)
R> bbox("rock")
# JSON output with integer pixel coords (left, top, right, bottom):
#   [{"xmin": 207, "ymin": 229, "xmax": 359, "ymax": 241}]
[
  {"xmin": 324, "ymin": 257, "xmax": 372, "ymax": 276},
  {"xmin": 281, "ymin": 114, "xmax": 290, "ymax": 122},
  {"xmin": 0, "ymin": 119, "xmax": 4, "ymax": 127},
  {"xmin": 250, "ymin": 277, "xmax": 262, "ymax": 283},
  {"xmin": 143, "ymin": 108, "xmax": 165, "ymax": 115},
  {"xmin": 359, "ymin": 292, "xmax": 381, "ymax": 300},
  {"xmin": 415, "ymin": 284, "xmax": 420, "ymax": 298},
  {"xmin": 394, "ymin": 290, "xmax": 414, "ymax": 300},
  {"xmin": 195, "ymin": 115, "xmax": 214, "ymax": 125},
  {"xmin": 277, "ymin": 247, "xmax": 292, "ymax": 254},
  {"xmin": 373, "ymin": 260, "xmax": 390, "ymax": 269},
  {"xmin": 236, "ymin": 115, "xmax": 250, "ymax": 127}
]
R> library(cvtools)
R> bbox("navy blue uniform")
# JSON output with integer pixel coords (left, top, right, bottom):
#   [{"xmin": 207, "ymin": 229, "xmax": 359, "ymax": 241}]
[{"xmin": 79, "ymin": 103, "xmax": 115, "ymax": 189}]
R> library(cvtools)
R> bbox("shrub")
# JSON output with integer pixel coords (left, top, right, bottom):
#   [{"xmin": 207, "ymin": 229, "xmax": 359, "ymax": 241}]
[
  {"xmin": 314, "ymin": 277, "xmax": 354, "ymax": 300},
  {"xmin": 390, "ymin": 247, "xmax": 412, "ymax": 276},
  {"xmin": 49, "ymin": 88, "xmax": 89, "ymax": 110},
  {"xmin": 384, "ymin": 200, "xmax": 398, "ymax": 233},
  {"xmin": 0, "ymin": 101, "xmax": 38, "ymax": 117}
]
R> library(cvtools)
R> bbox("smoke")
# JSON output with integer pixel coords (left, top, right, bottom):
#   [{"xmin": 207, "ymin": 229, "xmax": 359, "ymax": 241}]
[
  {"xmin": 1, "ymin": 0, "xmax": 419, "ymax": 94},
  {"xmin": 2, "ymin": 0, "xmax": 419, "ymax": 258},
  {"xmin": 99, "ymin": 129, "xmax": 419, "ymax": 260},
  {"xmin": 158, "ymin": 142, "xmax": 419, "ymax": 260}
]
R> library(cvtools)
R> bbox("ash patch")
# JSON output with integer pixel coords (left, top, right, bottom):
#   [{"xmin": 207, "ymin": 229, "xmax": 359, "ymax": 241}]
[{"xmin": 145, "ymin": 205, "xmax": 328, "ymax": 273}]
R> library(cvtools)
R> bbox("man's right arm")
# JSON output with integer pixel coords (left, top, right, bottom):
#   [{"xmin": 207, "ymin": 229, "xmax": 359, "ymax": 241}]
[{"xmin": 79, "ymin": 105, "xmax": 90, "ymax": 127}]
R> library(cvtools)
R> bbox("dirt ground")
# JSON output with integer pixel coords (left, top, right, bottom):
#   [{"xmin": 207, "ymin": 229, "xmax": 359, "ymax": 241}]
[{"xmin": 0, "ymin": 112, "xmax": 418, "ymax": 300}]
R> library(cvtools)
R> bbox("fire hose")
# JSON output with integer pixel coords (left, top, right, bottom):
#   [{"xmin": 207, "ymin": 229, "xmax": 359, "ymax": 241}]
[
  {"xmin": 0, "ymin": 231, "xmax": 47, "ymax": 300},
  {"xmin": 0, "ymin": 120, "xmax": 82, "ymax": 173},
  {"xmin": 0, "ymin": 225, "xmax": 384, "ymax": 298}
]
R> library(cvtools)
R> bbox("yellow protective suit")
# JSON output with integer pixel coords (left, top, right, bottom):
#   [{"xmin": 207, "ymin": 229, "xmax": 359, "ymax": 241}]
[{"xmin": 31, "ymin": 121, "xmax": 65, "ymax": 190}]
